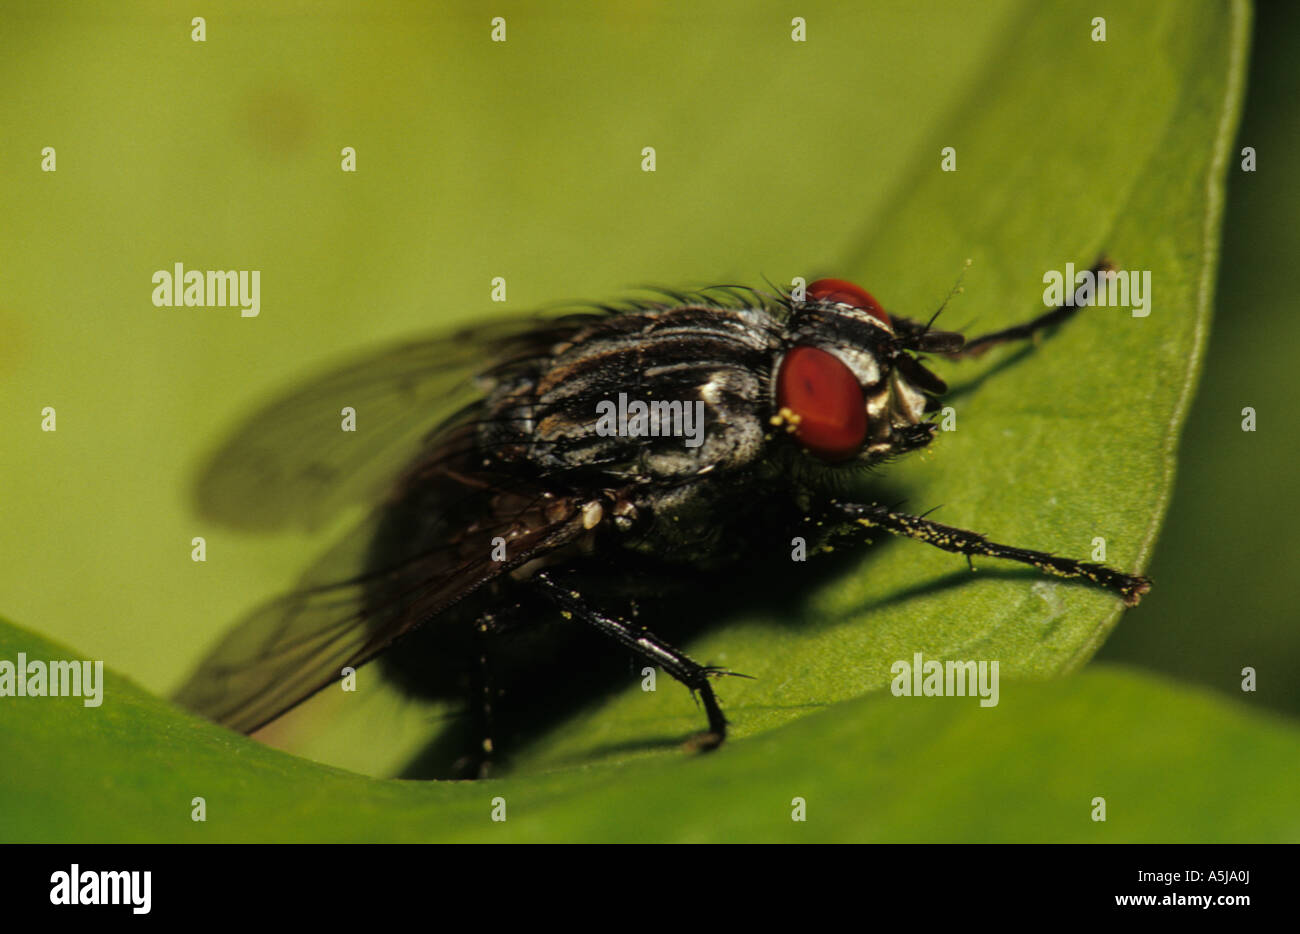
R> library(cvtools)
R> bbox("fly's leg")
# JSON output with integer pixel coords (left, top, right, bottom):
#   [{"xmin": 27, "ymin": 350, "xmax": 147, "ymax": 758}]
[
  {"xmin": 833, "ymin": 501, "xmax": 1151, "ymax": 606},
  {"xmin": 892, "ymin": 257, "xmax": 1115, "ymax": 357},
  {"xmin": 473, "ymin": 610, "xmax": 501, "ymax": 777},
  {"xmin": 451, "ymin": 609, "xmax": 505, "ymax": 779},
  {"xmin": 531, "ymin": 569, "xmax": 735, "ymax": 750},
  {"xmin": 954, "ymin": 257, "xmax": 1115, "ymax": 357}
]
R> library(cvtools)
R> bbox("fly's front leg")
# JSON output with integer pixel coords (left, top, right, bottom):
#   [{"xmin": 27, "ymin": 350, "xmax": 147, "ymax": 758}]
[
  {"xmin": 952, "ymin": 257, "xmax": 1115, "ymax": 357},
  {"xmin": 891, "ymin": 257, "xmax": 1115, "ymax": 357},
  {"xmin": 531, "ymin": 569, "xmax": 735, "ymax": 750},
  {"xmin": 831, "ymin": 501, "xmax": 1151, "ymax": 606}
]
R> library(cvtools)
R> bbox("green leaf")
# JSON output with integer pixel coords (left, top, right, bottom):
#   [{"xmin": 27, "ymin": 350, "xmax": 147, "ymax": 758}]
[
  {"xmin": 3, "ymin": 617, "xmax": 1297, "ymax": 842},
  {"xmin": 0, "ymin": 0, "xmax": 1260, "ymax": 836}
]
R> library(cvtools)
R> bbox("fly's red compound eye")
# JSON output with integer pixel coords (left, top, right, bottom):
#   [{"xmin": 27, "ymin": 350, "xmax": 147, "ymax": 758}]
[
  {"xmin": 807, "ymin": 277, "xmax": 890, "ymax": 326},
  {"xmin": 776, "ymin": 345, "xmax": 868, "ymax": 461}
]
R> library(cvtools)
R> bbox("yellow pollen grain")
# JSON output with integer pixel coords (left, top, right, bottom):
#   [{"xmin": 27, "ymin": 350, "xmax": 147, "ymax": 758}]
[{"xmin": 769, "ymin": 406, "xmax": 802, "ymax": 433}]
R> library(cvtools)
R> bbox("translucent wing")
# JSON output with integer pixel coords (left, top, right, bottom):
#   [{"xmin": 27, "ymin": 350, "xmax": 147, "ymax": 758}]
[
  {"xmin": 194, "ymin": 315, "xmax": 598, "ymax": 531},
  {"xmin": 179, "ymin": 310, "xmax": 604, "ymax": 731},
  {"xmin": 175, "ymin": 428, "xmax": 589, "ymax": 733}
]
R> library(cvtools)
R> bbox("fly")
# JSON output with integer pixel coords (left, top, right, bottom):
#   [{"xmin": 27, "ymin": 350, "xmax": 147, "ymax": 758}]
[{"xmin": 174, "ymin": 259, "xmax": 1151, "ymax": 776}]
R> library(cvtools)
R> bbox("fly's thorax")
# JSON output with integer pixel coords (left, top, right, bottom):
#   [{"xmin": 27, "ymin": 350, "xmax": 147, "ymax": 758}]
[{"xmin": 480, "ymin": 304, "xmax": 785, "ymax": 483}]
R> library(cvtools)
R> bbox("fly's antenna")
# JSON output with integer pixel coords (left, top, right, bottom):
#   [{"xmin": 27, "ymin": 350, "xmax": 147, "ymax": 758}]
[{"xmin": 923, "ymin": 257, "xmax": 973, "ymax": 333}]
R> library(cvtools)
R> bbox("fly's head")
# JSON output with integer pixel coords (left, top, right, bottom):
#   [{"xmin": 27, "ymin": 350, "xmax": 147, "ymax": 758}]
[{"xmin": 773, "ymin": 278, "xmax": 963, "ymax": 467}]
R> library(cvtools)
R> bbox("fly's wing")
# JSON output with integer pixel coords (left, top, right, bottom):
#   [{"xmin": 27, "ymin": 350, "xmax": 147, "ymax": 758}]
[
  {"xmin": 180, "ymin": 311, "xmax": 603, "ymax": 732},
  {"xmin": 174, "ymin": 436, "xmax": 589, "ymax": 733},
  {"xmin": 194, "ymin": 315, "xmax": 599, "ymax": 532}
]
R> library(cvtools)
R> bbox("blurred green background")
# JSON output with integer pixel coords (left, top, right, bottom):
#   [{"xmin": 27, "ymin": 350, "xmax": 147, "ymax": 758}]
[{"xmin": 1, "ymin": 0, "xmax": 1295, "ymax": 841}]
